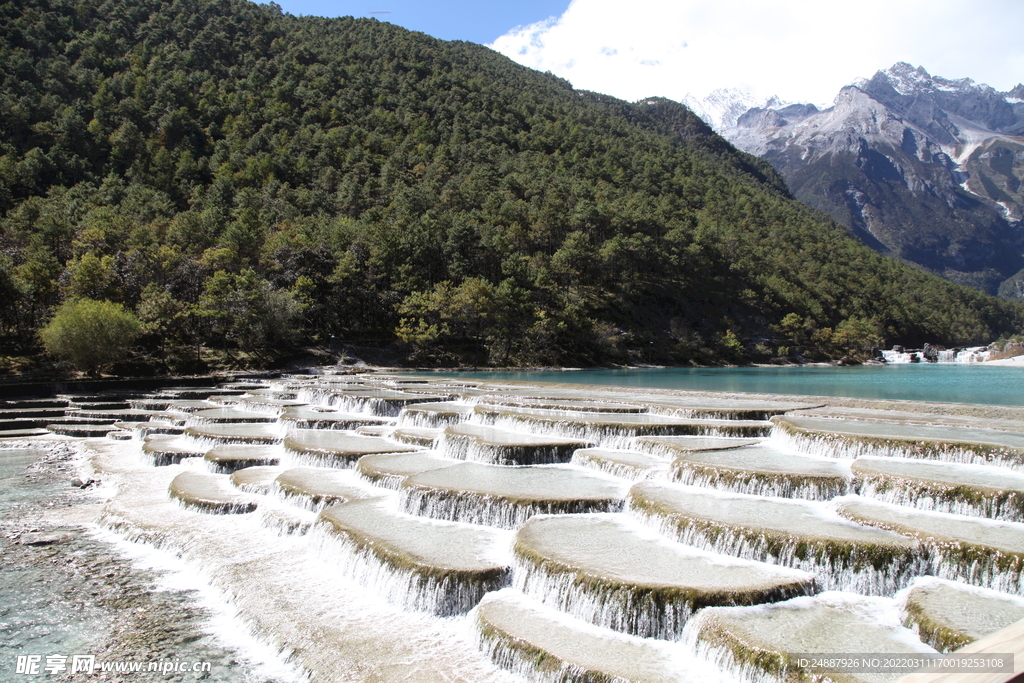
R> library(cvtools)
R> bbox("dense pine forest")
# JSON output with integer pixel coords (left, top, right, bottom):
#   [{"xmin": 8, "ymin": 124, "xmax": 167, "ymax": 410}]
[{"xmin": 1, "ymin": 0, "xmax": 1021, "ymax": 373}]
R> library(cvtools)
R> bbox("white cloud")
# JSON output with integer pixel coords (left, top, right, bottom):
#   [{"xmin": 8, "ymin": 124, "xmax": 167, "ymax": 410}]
[{"xmin": 490, "ymin": 0, "xmax": 1024, "ymax": 106}]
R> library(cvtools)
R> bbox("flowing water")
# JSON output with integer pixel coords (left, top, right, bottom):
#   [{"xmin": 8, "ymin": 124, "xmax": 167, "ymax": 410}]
[
  {"xmin": 6, "ymin": 371, "xmax": 1024, "ymax": 683},
  {"xmin": 0, "ymin": 444, "xmax": 298, "ymax": 682}
]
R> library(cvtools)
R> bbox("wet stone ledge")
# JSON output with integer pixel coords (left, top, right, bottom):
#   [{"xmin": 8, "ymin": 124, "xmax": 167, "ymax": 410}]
[
  {"xmin": 282, "ymin": 429, "xmax": 417, "ymax": 468},
  {"xmin": 182, "ymin": 423, "xmax": 282, "ymax": 446},
  {"xmin": 772, "ymin": 415, "xmax": 1024, "ymax": 469},
  {"xmin": 692, "ymin": 592, "xmax": 937, "ymax": 683},
  {"xmin": 899, "ymin": 577, "xmax": 1024, "ymax": 653},
  {"xmin": 835, "ymin": 495, "xmax": 1024, "ymax": 593},
  {"xmin": 46, "ymin": 423, "xmax": 117, "ymax": 438},
  {"xmin": 168, "ymin": 471, "xmax": 258, "ymax": 514},
  {"xmin": 473, "ymin": 588, "xmax": 701, "ymax": 683},
  {"xmin": 228, "ymin": 465, "xmax": 285, "ymax": 494},
  {"xmin": 391, "ymin": 427, "xmax": 442, "ymax": 447},
  {"xmin": 512, "ymin": 513, "xmax": 814, "ymax": 639},
  {"xmin": 355, "ymin": 450, "xmax": 457, "ymax": 489},
  {"xmin": 852, "ymin": 456, "xmax": 1024, "ymax": 523},
  {"xmin": 475, "ymin": 404, "xmax": 774, "ymax": 441},
  {"xmin": 273, "ymin": 466, "xmax": 384, "ymax": 510},
  {"xmin": 670, "ymin": 442, "xmax": 852, "ymax": 500},
  {"xmin": 316, "ymin": 499, "xmax": 512, "ymax": 616},
  {"xmin": 141, "ymin": 437, "xmax": 208, "ymax": 466},
  {"xmin": 204, "ymin": 444, "xmax": 281, "ymax": 473},
  {"xmin": 279, "ymin": 405, "xmax": 394, "ymax": 431},
  {"xmin": 628, "ymin": 482, "xmax": 922, "ymax": 595},
  {"xmin": 186, "ymin": 408, "xmax": 278, "ymax": 424},
  {"xmin": 399, "ymin": 461, "xmax": 627, "ymax": 529},
  {"xmin": 571, "ymin": 447, "xmax": 671, "ymax": 480},
  {"xmin": 396, "ymin": 401, "xmax": 475, "ymax": 428},
  {"xmin": 440, "ymin": 423, "xmax": 592, "ymax": 466}
]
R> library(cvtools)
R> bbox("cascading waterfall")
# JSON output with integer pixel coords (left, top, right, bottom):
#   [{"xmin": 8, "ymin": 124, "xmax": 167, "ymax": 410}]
[
  {"xmin": 881, "ymin": 350, "xmax": 924, "ymax": 363},
  {"xmin": 276, "ymin": 448, "xmax": 361, "ymax": 470},
  {"xmin": 309, "ymin": 520, "xmax": 511, "ymax": 617},
  {"xmin": 292, "ymin": 385, "xmax": 345, "ymax": 407},
  {"xmin": 269, "ymin": 481, "xmax": 340, "ymax": 513},
  {"xmin": 400, "ymin": 487, "xmax": 624, "ymax": 530},
  {"xmin": 511, "ymin": 553, "xmax": 698, "ymax": 641},
  {"xmin": 26, "ymin": 370, "xmax": 1024, "ymax": 683},
  {"xmin": 930, "ymin": 547, "xmax": 1024, "ymax": 596},
  {"xmin": 671, "ymin": 467, "xmax": 850, "ymax": 501},
  {"xmin": 395, "ymin": 404, "xmax": 473, "ymax": 429},
  {"xmin": 682, "ymin": 624, "xmax": 783, "ymax": 683},
  {"xmin": 856, "ymin": 480, "xmax": 1024, "ymax": 523},
  {"xmin": 882, "ymin": 346, "xmax": 993, "ymax": 363},
  {"xmin": 769, "ymin": 424, "xmax": 1024, "ymax": 470},
  {"xmin": 628, "ymin": 505, "xmax": 928, "ymax": 596},
  {"xmin": 435, "ymin": 432, "xmax": 584, "ymax": 466},
  {"xmin": 478, "ymin": 412, "xmax": 675, "ymax": 449},
  {"xmin": 569, "ymin": 449, "xmax": 670, "ymax": 481}
]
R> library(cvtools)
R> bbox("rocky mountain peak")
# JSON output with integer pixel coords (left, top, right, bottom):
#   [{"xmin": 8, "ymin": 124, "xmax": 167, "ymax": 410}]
[
  {"xmin": 689, "ymin": 63, "xmax": 1024, "ymax": 297},
  {"xmin": 862, "ymin": 63, "xmax": 1021, "ymax": 135}
]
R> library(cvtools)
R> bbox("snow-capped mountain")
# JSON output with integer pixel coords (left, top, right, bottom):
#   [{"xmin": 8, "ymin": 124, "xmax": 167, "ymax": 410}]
[
  {"xmin": 681, "ymin": 89, "xmax": 789, "ymax": 133},
  {"xmin": 689, "ymin": 63, "xmax": 1024, "ymax": 297}
]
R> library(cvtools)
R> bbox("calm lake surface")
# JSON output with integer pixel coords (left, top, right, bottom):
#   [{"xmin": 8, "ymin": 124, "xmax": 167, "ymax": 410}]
[{"xmin": 417, "ymin": 364, "xmax": 1024, "ymax": 407}]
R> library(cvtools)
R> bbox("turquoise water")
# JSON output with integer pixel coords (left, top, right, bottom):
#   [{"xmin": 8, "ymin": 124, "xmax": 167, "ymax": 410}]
[{"xmin": 416, "ymin": 365, "xmax": 1024, "ymax": 407}]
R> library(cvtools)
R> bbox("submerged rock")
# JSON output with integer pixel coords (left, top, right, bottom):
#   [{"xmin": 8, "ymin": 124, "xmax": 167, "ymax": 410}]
[{"xmin": 19, "ymin": 531, "xmax": 75, "ymax": 545}]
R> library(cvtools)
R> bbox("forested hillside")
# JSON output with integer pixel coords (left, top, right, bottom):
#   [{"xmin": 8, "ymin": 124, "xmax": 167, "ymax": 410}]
[{"xmin": 1, "ymin": 0, "xmax": 1020, "ymax": 372}]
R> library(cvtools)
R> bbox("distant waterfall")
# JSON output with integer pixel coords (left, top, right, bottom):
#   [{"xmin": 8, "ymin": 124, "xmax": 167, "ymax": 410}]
[{"xmin": 882, "ymin": 346, "xmax": 991, "ymax": 364}]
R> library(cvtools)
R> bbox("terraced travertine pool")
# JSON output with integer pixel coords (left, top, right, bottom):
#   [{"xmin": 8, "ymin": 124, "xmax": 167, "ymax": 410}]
[{"xmin": 4, "ymin": 372, "xmax": 1024, "ymax": 682}]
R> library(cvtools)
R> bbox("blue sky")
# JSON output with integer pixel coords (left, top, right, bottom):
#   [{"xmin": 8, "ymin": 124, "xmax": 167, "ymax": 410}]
[{"xmin": 271, "ymin": 0, "xmax": 570, "ymax": 44}]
